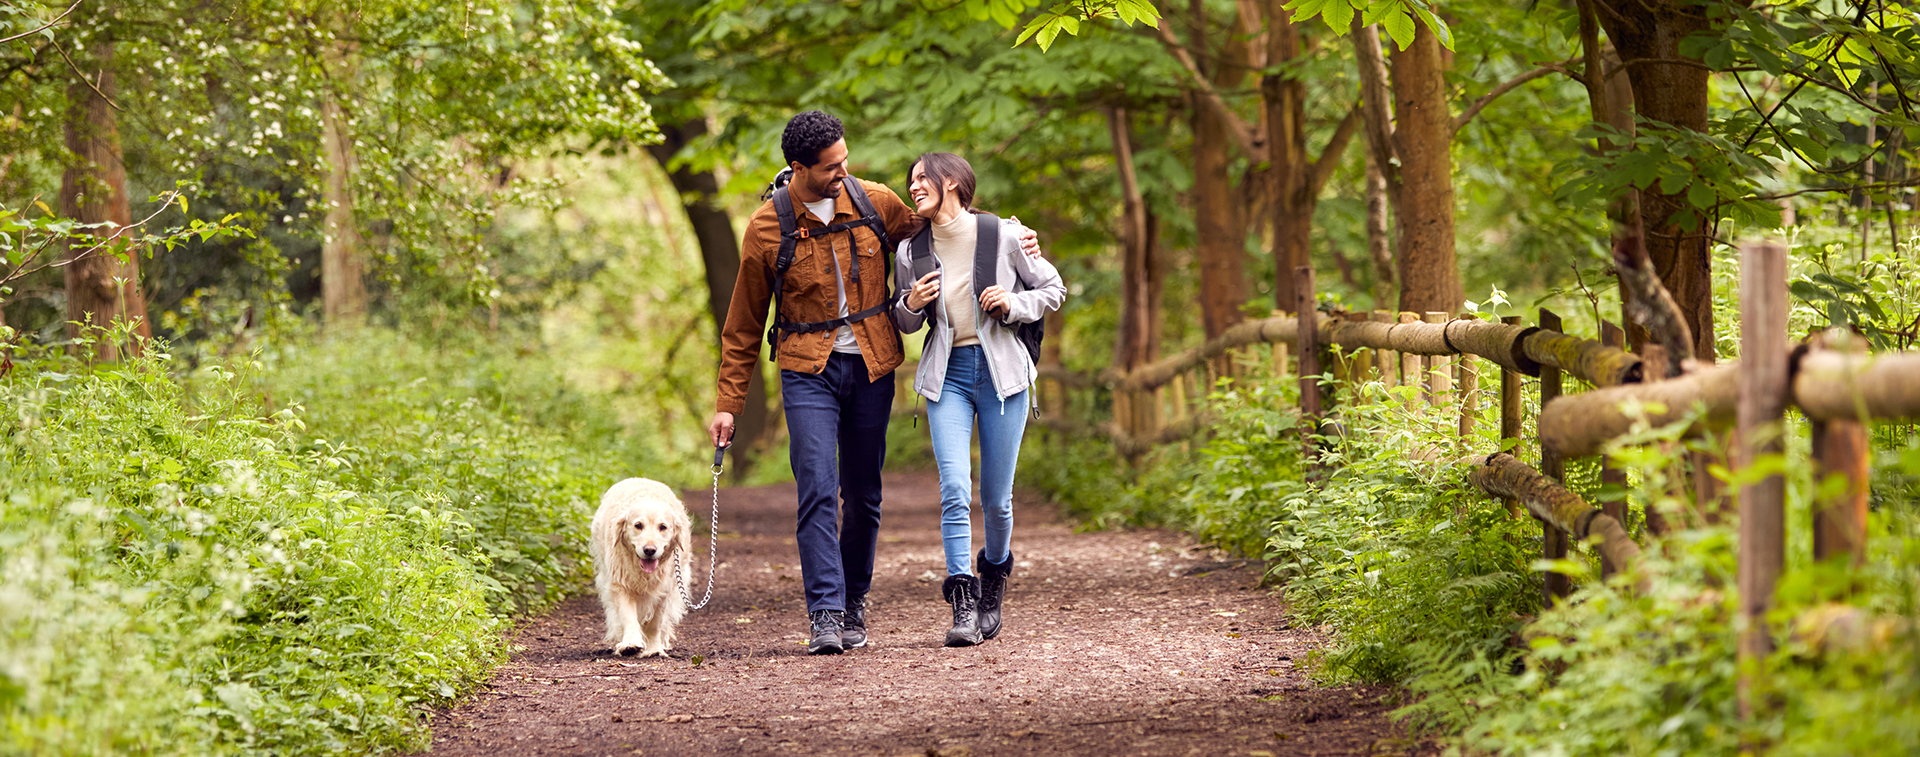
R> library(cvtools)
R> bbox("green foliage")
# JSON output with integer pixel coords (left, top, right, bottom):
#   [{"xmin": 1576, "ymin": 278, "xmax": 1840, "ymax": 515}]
[
  {"xmin": 0, "ymin": 323, "xmax": 654, "ymax": 753},
  {"xmin": 2, "ymin": 341, "xmax": 498, "ymax": 754},
  {"xmin": 1784, "ymin": 235, "xmax": 1920, "ymax": 351},
  {"xmin": 1040, "ymin": 348, "xmax": 1918, "ymax": 753},
  {"xmin": 1283, "ymin": 0, "xmax": 1450, "ymax": 50},
  {"xmin": 251, "ymin": 327, "xmax": 642, "ymax": 614}
]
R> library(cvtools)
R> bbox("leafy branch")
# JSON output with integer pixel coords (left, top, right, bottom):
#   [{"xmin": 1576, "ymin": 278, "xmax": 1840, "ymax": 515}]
[
  {"xmin": 1014, "ymin": 0, "xmax": 1160, "ymax": 52},
  {"xmin": 0, "ymin": 191, "xmax": 252, "ymax": 307},
  {"xmin": 1284, "ymin": 0, "xmax": 1451, "ymax": 51}
]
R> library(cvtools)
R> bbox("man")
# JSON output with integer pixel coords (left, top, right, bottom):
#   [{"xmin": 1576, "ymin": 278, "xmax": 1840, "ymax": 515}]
[{"xmin": 708, "ymin": 110, "xmax": 1038, "ymax": 654}]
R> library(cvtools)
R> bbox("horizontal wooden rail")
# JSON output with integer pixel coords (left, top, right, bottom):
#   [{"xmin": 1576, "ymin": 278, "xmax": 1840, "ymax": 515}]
[
  {"xmin": 1466, "ymin": 453, "xmax": 1646, "ymax": 588},
  {"xmin": 1112, "ymin": 314, "xmax": 1305, "ymax": 392},
  {"xmin": 1034, "ymin": 413, "xmax": 1212, "ymax": 457},
  {"xmin": 1044, "ymin": 311, "xmax": 1645, "ymax": 394},
  {"xmin": 1794, "ymin": 349, "xmax": 1920, "ymax": 421},
  {"xmin": 1538, "ymin": 343, "xmax": 1920, "ymax": 457},
  {"xmin": 1538, "ymin": 363, "xmax": 1741, "ymax": 457}
]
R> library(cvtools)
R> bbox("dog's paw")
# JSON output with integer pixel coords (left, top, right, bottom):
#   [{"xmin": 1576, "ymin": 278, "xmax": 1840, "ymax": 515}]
[
  {"xmin": 614, "ymin": 643, "xmax": 643, "ymax": 657},
  {"xmin": 640, "ymin": 646, "xmax": 668, "ymax": 658}
]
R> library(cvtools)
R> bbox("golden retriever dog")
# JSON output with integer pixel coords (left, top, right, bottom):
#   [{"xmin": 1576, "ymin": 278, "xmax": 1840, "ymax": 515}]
[{"xmin": 590, "ymin": 478, "xmax": 692, "ymax": 657}]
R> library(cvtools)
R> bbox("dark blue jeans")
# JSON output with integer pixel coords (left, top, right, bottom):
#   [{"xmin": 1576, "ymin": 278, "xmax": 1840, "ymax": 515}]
[{"xmin": 781, "ymin": 351, "xmax": 894, "ymax": 613}]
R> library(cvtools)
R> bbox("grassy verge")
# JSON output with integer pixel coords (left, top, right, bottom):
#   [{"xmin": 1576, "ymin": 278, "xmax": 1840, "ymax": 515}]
[
  {"xmin": 1023, "ymin": 369, "xmax": 1920, "ymax": 754},
  {"xmin": 0, "ymin": 326, "xmax": 655, "ymax": 754}
]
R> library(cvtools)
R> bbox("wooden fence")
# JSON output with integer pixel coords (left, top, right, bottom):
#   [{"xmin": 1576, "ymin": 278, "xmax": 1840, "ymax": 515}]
[{"xmin": 1035, "ymin": 246, "xmax": 1920, "ymax": 668}]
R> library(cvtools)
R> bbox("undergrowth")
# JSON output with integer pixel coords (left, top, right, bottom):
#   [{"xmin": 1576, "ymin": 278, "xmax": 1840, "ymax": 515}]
[
  {"xmin": 0, "ymin": 324, "xmax": 654, "ymax": 755},
  {"xmin": 1031, "ymin": 361, "xmax": 1920, "ymax": 755}
]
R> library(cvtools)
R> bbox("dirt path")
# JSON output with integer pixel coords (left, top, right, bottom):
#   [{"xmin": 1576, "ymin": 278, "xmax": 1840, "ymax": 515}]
[{"xmin": 417, "ymin": 471, "xmax": 1428, "ymax": 756}]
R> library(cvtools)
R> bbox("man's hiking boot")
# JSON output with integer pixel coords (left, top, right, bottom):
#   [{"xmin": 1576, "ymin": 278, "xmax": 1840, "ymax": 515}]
[
  {"xmin": 942, "ymin": 574, "xmax": 983, "ymax": 647},
  {"xmin": 976, "ymin": 550, "xmax": 1013, "ymax": 640},
  {"xmin": 841, "ymin": 595, "xmax": 869, "ymax": 649},
  {"xmin": 808, "ymin": 610, "xmax": 846, "ymax": 655}
]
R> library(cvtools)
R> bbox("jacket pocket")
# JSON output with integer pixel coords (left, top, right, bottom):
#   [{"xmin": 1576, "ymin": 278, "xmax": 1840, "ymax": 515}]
[{"xmin": 781, "ymin": 237, "xmax": 824, "ymax": 303}]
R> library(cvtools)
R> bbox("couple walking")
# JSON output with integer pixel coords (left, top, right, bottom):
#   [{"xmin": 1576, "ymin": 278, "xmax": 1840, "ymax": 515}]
[{"xmin": 706, "ymin": 111, "xmax": 1067, "ymax": 654}]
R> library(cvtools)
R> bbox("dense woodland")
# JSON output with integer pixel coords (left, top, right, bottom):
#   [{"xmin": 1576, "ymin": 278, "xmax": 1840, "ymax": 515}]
[{"xmin": 2, "ymin": 0, "xmax": 1918, "ymax": 753}]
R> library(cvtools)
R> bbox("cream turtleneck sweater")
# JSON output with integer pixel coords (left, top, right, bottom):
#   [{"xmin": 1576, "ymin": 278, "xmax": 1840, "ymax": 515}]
[{"xmin": 931, "ymin": 211, "xmax": 980, "ymax": 348}]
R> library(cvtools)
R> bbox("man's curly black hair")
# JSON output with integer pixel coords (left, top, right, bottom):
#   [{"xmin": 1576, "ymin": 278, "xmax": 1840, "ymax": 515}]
[{"xmin": 782, "ymin": 110, "xmax": 844, "ymax": 168}]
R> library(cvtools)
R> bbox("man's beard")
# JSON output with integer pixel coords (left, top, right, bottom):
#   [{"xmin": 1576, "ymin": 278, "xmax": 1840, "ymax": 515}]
[{"xmin": 816, "ymin": 178, "xmax": 843, "ymax": 198}]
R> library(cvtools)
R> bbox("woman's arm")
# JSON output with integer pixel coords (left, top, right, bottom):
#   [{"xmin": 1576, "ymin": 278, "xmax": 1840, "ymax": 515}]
[
  {"xmin": 996, "ymin": 234, "xmax": 1065, "ymax": 325},
  {"xmin": 890, "ymin": 239, "xmax": 930, "ymax": 334}
]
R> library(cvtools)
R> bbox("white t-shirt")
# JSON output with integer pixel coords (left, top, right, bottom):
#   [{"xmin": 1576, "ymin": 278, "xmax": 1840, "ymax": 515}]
[{"xmin": 803, "ymin": 197, "xmax": 860, "ymax": 355}]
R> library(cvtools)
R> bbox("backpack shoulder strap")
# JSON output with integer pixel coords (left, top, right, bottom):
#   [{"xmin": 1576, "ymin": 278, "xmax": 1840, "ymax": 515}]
[
  {"xmin": 840, "ymin": 178, "xmax": 892, "ymax": 252},
  {"xmin": 972, "ymin": 212, "xmax": 1001, "ymax": 303},
  {"xmin": 770, "ymin": 186, "xmax": 799, "ymax": 274},
  {"xmin": 765, "ymin": 187, "xmax": 801, "ymax": 360},
  {"xmin": 910, "ymin": 223, "xmax": 934, "ymax": 262}
]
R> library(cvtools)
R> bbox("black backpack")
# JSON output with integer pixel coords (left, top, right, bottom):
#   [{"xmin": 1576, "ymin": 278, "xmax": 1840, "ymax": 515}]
[
  {"xmin": 907, "ymin": 212, "xmax": 1045, "ymax": 366},
  {"xmin": 763, "ymin": 177, "xmax": 895, "ymax": 359}
]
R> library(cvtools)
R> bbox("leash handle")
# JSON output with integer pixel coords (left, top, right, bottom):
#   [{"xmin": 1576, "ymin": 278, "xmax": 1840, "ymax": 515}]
[{"xmin": 712, "ymin": 443, "xmax": 729, "ymax": 473}]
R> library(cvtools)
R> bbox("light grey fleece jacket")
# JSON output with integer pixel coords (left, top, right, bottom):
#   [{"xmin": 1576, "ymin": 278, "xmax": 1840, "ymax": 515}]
[{"xmin": 891, "ymin": 213, "xmax": 1067, "ymax": 403}]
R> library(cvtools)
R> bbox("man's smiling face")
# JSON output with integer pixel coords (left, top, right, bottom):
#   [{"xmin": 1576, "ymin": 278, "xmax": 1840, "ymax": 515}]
[{"xmin": 794, "ymin": 138, "xmax": 849, "ymax": 200}]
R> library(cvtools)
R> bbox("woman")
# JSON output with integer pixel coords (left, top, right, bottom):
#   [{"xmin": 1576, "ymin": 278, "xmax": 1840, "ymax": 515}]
[{"xmin": 891, "ymin": 153, "xmax": 1066, "ymax": 647}]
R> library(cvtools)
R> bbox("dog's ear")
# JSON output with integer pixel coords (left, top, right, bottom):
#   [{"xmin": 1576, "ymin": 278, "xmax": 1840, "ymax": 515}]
[{"xmin": 672, "ymin": 507, "xmax": 692, "ymax": 540}]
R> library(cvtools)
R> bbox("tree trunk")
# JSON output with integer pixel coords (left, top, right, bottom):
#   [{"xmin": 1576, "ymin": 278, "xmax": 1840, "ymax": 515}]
[
  {"xmin": 60, "ymin": 40, "xmax": 149, "ymax": 359},
  {"xmin": 1364, "ymin": 146, "xmax": 1394, "ymax": 308},
  {"xmin": 1355, "ymin": 23, "xmax": 1400, "ymax": 311},
  {"xmin": 319, "ymin": 38, "xmax": 367, "ymax": 327},
  {"xmin": 1189, "ymin": 3, "xmax": 1249, "ymax": 339},
  {"xmin": 1596, "ymin": 0, "xmax": 1716, "ymax": 360},
  {"xmin": 1108, "ymin": 108, "xmax": 1164, "ymax": 372},
  {"xmin": 1265, "ymin": 7, "xmax": 1312, "ymax": 310},
  {"xmin": 647, "ymin": 117, "xmax": 768, "ymax": 476},
  {"xmin": 1388, "ymin": 23, "xmax": 1460, "ymax": 314}
]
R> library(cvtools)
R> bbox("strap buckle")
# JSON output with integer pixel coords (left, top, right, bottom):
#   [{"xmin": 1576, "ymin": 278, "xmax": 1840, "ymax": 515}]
[{"xmin": 793, "ymin": 228, "xmax": 811, "ymax": 239}]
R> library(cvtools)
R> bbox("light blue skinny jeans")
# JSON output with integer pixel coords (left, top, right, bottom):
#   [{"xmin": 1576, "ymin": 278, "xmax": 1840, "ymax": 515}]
[{"xmin": 928, "ymin": 345, "xmax": 1028, "ymax": 576}]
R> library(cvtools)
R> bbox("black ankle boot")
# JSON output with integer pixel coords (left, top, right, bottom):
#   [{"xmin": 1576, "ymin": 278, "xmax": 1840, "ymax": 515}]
[
  {"xmin": 942, "ymin": 574, "xmax": 982, "ymax": 647},
  {"xmin": 975, "ymin": 550, "xmax": 1013, "ymax": 640}
]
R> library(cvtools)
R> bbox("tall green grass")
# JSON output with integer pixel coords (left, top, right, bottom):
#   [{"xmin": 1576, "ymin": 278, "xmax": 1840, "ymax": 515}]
[{"xmin": 0, "ymin": 325, "xmax": 655, "ymax": 754}]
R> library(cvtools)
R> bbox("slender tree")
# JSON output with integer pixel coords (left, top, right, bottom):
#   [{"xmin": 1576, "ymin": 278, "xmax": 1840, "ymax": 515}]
[{"xmin": 59, "ymin": 38, "xmax": 149, "ymax": 357}]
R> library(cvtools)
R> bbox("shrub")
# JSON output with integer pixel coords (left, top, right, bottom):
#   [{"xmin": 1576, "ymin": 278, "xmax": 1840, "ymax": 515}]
[{"xmin": 1, "ymin": 325, "xmax": 659, "ymax": 754}]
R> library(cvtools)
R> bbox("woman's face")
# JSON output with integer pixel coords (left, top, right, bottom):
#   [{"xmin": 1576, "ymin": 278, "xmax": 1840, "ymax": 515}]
[{"xmin": 908, "ymin": 163, "xmax": 955, "ymax": 219}]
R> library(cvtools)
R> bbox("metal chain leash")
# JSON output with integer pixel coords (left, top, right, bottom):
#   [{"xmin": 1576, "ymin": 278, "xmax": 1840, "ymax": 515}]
[{"xmin": 678, "ymin": 444, "xmax": 726, "ymax": 611}]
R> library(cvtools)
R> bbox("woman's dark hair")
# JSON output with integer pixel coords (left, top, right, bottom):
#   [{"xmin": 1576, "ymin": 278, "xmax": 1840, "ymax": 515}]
[
  {"xmin": 911, "ymin": 152, "xmax": 976, "ymax": 217},
  {"xmin": 782, "ymin": 111, "xmax": 844, "ymax": 167}
]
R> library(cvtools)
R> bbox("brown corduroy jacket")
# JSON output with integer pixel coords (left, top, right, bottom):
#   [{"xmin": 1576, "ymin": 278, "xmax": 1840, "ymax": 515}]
[{"xmin": 714, "ymin": 177, "xmax": 920, "ymax": 415}]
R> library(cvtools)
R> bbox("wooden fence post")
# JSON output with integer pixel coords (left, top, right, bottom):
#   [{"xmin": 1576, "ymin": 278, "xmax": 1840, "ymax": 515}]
[
  {"xmin": 1163, "ymin": 373, "xmax": 1179, "ymax": 424},
  {"xmin": 1499, "ymin": 315, "xmax": 1524, "ymax": 518},
  {"xmin": 1335, "ymin": 312, "xmax": 1365, "ymax": 384},
  {"xmin": 1538, "ymin": 308, "xmax": 1571, "ymax": 600},
  {"xmin": 1636, "ymin": 343, "xmax": 1680, "ymax": 534},
  {"xmin": 1296, "ymin": 268, "xmax": 1321, "ymax": 454},
  {"xmin": 1373, "ymin": 311, "xmax": 1397, "ymax": 388},
  {"xmin": 1811, "ymin": 331, "xmax": 1870, "ymax": 569},
  {"xmin": 1459, "ymin": 314, "xmax": 1480, "ymax": 445},
  {"xmin": 1599, "ymin": 320, "xmax": 1629, "ymax": 576},
  {"xmin": 1271, "ymin": 310, "xmax": 1291, "ymax": 378},
  {"xmin": 1737, "ymin": 241, "xmax": 1789, "ymax": 719},
  {"xmin": 1398, "ymin": 312, "xmax": 1418, "ymax": 387},
  {"xmin": 1423, "ymin": 311, "xmax": 1451, "ymax": 405}
]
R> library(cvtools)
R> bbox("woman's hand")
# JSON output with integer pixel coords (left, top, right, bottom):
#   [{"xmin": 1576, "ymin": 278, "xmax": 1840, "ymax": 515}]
[
  {"xmin": 906, "ymin": 271, "xmax": 941, "ymax": 311},
  {"xmin": 979, "ymin": 285, "xmax": 1011, "ymax": 319}
]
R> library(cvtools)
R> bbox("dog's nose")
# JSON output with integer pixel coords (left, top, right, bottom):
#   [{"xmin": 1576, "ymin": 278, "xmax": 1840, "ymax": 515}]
[{"xmin": 642, "ymin": 547, "xmax": 658, "ymax": 558}]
